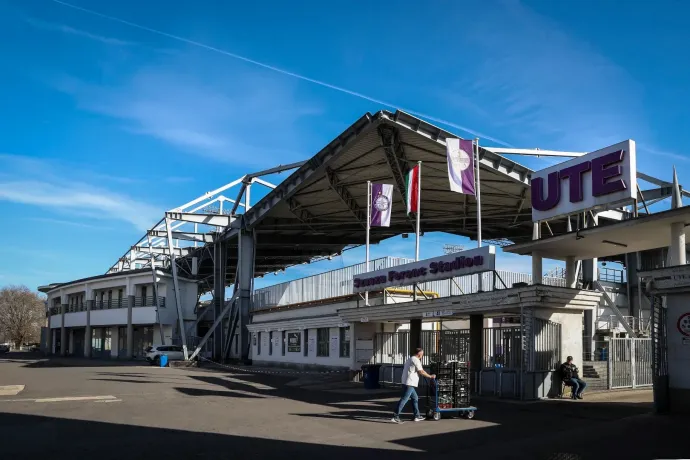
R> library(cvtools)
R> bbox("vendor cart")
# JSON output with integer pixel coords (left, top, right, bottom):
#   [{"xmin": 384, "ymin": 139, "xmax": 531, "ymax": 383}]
[{"xmin": 426, "ymin": 361, "xmax": 477, "ymax": 421}]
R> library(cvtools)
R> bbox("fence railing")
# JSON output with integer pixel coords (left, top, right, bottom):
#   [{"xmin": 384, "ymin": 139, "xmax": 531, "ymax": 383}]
[
  {"xmin": 134, "ymin": 296, "xmax": 166, "ymax": 308},
  {"xmin": 252, "ymin": 265, "xmax": 567, "ymax": 311}
]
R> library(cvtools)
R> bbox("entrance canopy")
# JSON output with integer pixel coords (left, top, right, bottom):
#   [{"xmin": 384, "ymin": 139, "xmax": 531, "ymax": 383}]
[
  {"xmin": 337, "ymin": 285, "xmax": 601, "ymax": 323},
  {"xmin": 504, "ymin": 206, "xmax": 690, "ymax": 261}
]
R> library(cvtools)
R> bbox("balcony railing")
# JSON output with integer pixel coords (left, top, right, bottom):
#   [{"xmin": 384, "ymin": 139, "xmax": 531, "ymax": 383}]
[
  {"xmin": 92, "ymin": 297, "xmax": 166, "ymax": 309},
  {"xmin": 94, "ymin": 299, "xmax": 126, "ymax": 310},
  {"xmin": 134, "ymin": 296, "xmax": 166, "ymax": 308}
]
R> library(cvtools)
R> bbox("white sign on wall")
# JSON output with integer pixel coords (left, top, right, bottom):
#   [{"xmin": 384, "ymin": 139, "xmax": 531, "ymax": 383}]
[
  {"xmin": 353, "ymin": 246, "xmax": 496, "ymax": 294},
  {"xmin": 531, "ymin": 140, "xmax": 637, "ymax": 222}
]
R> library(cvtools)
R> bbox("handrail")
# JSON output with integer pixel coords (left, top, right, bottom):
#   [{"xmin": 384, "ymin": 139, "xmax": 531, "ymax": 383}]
[{"xmin": 593, "ymin": 281, "xmax": 637, "ymax": 337}]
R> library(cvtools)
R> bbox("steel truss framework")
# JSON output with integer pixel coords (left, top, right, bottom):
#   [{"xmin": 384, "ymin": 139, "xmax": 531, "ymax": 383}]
[{"xmin": 104, "ymin": 110, "xmax": 683, "ymax": 361}]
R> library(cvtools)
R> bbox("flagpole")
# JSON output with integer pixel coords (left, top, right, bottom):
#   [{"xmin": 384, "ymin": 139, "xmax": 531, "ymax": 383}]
[
  {"xmin": 475, "ymin": 138, "xmax": 482, "ymax": 247},
  {"xmin": 415, "ymin": 161, "xmax": 422, "ymax": 261},
  {"xmin": 475, "ymin": 139, "xmax": 483, "ymax": 292},
  {"xmin": 365, "ymin": 180, "xmax": 371, "ymax": 306}
]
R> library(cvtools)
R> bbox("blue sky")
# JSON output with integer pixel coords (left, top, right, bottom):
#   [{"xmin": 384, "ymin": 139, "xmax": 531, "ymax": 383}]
[{"xmin": 1, "ymin": 0, "xmax": 688, "ymax": 290}]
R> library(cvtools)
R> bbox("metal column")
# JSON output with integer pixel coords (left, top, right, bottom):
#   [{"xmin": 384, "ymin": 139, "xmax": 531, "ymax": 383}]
[
  {"xmin": 165, "ymin": 216, "xmax": 189, "ymax": 360},
  {"xmin": 213, "ymin": 241, "xmax": 228, "ymax": 362},
  {"xmin": 237, "ymin": 229, "xmax": 255, "ymax": 362}
]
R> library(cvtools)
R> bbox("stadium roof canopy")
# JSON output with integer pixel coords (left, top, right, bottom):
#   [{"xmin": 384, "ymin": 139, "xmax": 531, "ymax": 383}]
[
  {"xmin": 185, "ymin": 110, "xmax": 580, "ymax": 287},
  {"xmin": 99, "ymin": 109, "xmax": 678, "ymax": 293}
]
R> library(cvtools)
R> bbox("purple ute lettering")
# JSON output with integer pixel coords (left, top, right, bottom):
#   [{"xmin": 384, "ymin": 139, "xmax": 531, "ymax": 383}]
[
  {"xmin": 592, "ymin": 150, "xmax": 626, "ymax": 197},
  {"xmin": 532, "ymin": 150, "xmax": 627, "ymax": 210},
  {"xmin": 559, "ymin": 161, "xmax": 591, "ymax": 203},
  {"xmin": 531, "ymin": 172, "xmax": 560, "ymax": 211}
]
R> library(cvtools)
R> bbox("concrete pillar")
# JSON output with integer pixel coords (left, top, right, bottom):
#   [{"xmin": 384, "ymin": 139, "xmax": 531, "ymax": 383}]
[
  {"xmin": 409, "ymin": 319, "xmax": 422, "ymax": 354},
  {"xmin": 60, "ymin": 304, "xmax": 67, "ymax": 356},
  {"xmin": 127, "ymin": 295, "xmax": 134, "ymax": 359},
  {"xmin": 46, "ymin": 328, "xmax": 53, "ymax": 355},
  {"xmin": 565, "ymin": 256, "xmax": 577, "ymax": 288},
  {"xmin": 85, "ymin": 299, "xmax": 93, "ymax": 358},
  {"xmin": 469, "ymin": 314, "xmax": 483, "ymax": 391},
  {"xmin": 238, "ymin": 229, "xmax": 255, "ymax": 362},
  {"xmin": 532, "ymin": 252, "xmax": 543, "ymax": 284},
  {"xmin": 670, "ymin": 222, "xmax": 686, "ymax": 266}
]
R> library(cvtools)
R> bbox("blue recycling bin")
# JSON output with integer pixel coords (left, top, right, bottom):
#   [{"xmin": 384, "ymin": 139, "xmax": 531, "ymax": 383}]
[
  {"xmin": 160, "ymin": 355, "xmax": 168, "ymax": 367},
  {"xmin": 362, "ymin": 364, "xmax": 381, "ymax": 389}
]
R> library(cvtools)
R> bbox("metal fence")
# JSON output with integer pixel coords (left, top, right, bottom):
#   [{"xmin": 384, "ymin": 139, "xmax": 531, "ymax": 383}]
[
  {"xmin": 252, "ymin": 256, "xmax": 567, "ymax": 311},
  {"xmin": 531, "ymin": 318, "xmax": 562, "ymax": 372},
  {"xmin": 484, "ymin": 326, "xmax": 522, "ymax": 369},
  {"xmin": 609, "ymin": 338, "xmax": 653, "ymax": 389}
]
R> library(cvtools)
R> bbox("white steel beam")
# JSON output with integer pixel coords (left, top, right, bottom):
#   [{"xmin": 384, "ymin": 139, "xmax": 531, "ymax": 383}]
[
  {"xmin": 166, "ymin": 212, "xmax": 235, "ymax": 227},
  {"xmin": 133, "ymin": 246, "xmax": 193, "ymax": 257},
  {"xmin": 487, "ymin": 148, "xmax": 586, "ymax": 158},
  {"xmin": 148, "ymin": 230, "xmax": 215, "ymax": 243},
  {"xmin": 173, "ymin": 177, "xmax": 246, "ymax": 212}
]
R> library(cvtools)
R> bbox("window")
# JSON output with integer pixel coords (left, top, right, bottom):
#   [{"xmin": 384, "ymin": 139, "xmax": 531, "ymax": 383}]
[
  {"xmin": 282, "ymin": 331, "xmax": 286, "ymax": 356},
  {"xmin": 317, "ymin": 328, "xmax": 329, "ymax": 357},
  {"xmin": 340, "ymin": 327, "xmax": 351, "ymax": 358},
  {"xmin": 108, "ymin": 290, "xmax": 112, "ymax": 309},
  {"xmin": 303, "ymin": 330, "xmax": 308, "ymax": 357},
  {"xmin": 269, "ymin": 331, "xmax": 274, "ymax": 355},
  {"xmin": 257, "ymin": 333, "xmax": 261, "ymax": 356},
  {"xmin": 118, "ymin": 289, "xmax": 123, "ymax": 308},
  {"xmin": 104, "ymin": 328, "xmax": 112, "ymax": 351},
  {"xmin": 142, "ymin": 286, "xmax": 147, "ymax": 306}
]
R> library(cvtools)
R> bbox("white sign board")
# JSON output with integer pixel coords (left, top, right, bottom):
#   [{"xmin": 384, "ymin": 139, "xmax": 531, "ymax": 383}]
[
  {"xmin": 423, "ymin": 310, "xmax": 454, "ymax": 318},
  {"xmin": 531, "ymin": 140, "xmax": 636, "ymax": 222},
  {"xmin": 353, "ymin": 246, "xmax": 496, "ymax": 294}
]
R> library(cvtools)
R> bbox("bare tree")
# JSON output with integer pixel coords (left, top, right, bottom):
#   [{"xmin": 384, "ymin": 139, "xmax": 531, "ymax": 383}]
[{"xmin": 0, "ymin": 286, "xmax": 45, "ymax": 348}]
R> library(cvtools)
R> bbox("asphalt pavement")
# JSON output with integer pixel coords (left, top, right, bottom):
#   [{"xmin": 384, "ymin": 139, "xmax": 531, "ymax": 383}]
[{"xmin": 0, "ymin": 352, "xmax": 687, "ymax": 460}]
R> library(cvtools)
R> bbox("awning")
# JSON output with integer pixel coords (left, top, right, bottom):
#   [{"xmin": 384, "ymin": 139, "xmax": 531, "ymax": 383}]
[
  {"xmin": 337, "ymin": 285, "xmax": 601, "ymax": 323},
  {"xmin": 504, "ymin": 206, "xmax": 690, "ymax": 261}
]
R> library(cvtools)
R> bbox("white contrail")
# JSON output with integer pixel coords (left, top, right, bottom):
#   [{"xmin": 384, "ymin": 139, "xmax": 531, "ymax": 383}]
[{"xmin": 49, "ymin": 0, "xmax": 512, "ymax": 146}]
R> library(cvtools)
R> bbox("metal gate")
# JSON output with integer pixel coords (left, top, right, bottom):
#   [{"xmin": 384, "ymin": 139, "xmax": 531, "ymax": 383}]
[{"xmin": 609, "ymin": 337, "xmax": 653, "ymax": 389}]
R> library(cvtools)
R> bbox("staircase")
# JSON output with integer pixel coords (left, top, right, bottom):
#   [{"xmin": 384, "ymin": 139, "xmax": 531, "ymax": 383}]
[{"xmin": 582, "ymin": 361, "xmax": 609, "ymax": 391}]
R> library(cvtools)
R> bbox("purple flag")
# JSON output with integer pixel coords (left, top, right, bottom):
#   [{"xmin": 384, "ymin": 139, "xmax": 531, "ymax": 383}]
[
  {"xmin": 446, "ymin": 138, "xmax": 476, "ymax": 195},
  {"xmin": 370, "ymin": 183, "xmax": 393, "ymax": 227}
]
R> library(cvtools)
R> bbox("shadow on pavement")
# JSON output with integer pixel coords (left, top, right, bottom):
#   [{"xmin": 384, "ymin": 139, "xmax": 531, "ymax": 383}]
[
  {"xmin": 0, "ymin": 412, "xmax": 413, "ymax": 460},
  {"xmin": 170, "ymin": 372, "xmax": 687, "ymax": 459}
]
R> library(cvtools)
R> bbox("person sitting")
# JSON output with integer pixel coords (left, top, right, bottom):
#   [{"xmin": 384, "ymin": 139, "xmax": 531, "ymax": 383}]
[{"xmin": 560, "ymin": 356, "xmax": 587, "ymax": 400}]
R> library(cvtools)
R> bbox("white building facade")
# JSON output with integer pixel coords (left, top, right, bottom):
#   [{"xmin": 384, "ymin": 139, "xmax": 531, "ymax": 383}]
[{"xmin": 41, "ymin": 269, "xmax": 198, "ymax": 359}]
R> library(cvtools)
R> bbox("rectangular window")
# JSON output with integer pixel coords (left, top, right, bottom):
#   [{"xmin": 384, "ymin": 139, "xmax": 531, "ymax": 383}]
[
  {"xmin": 269, "ymin": 331, "xmax": 274, "ymax": 355},
  {"xmin": 257, "ymin": 333, "xmax": 261, "ymax": 356},
  {"xmin": 282, "ymin": 331, "xmax": 286, "ymax": 356},
  {"xmin": 340, "ymin": 327, "xmax": 351, "ymax": 358},
  {"xmin": 104, "ymin": 328, "xmax": 112, "ymax": 351},
  {"xmin": 303, "ymin": 330, "xmax": 308, "ymax": 357},
  {"xmin": 142, "ymin": 286, "xmax": 147, "ymax": 306},
  {"xmin": 118, "ymin": 289, "xmax": 123, "ymax": 308},
  {"xmin": 317, "ymin": 328, "xmax": 329, "ymax": 357}
]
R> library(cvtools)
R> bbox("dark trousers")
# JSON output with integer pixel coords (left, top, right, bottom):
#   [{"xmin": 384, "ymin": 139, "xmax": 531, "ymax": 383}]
[
  {"xmin": 394, "ymin": 385, "xmax": 420, "ymax": 418},
  {"xmin": 569, "ymin": 378, "xmax": 587, "ymax": 396}
]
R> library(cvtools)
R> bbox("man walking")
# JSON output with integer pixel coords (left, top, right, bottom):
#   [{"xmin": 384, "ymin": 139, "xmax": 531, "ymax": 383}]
[
  {"xmin": 560, "ymin": 355, "xmax": 587, "ymax": 399},
  {"xmin": 391, "ymin": 347, "xmax": 436, "ymax": 423}
]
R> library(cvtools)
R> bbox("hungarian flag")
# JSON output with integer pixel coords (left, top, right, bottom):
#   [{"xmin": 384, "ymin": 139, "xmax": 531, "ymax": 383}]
[{"xmin": 406, "ymin": 165, "xmax": 420, "ymax": 214}]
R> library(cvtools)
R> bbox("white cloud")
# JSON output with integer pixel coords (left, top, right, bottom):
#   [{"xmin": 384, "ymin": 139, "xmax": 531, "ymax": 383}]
[
  {"xmin": 53, "ymin": 61, "xmax": 321, "ymax": 166},
  {"xmin": 0, "ymin": 155, "xmax": 161, "ymax": 231},
  {"xmin": 25, "ymin": 17, "xmax": 135, "ymax": 46},
  {"xmin": 0, "ymin": 180, "xmax": 159, "ymax": 231}
]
